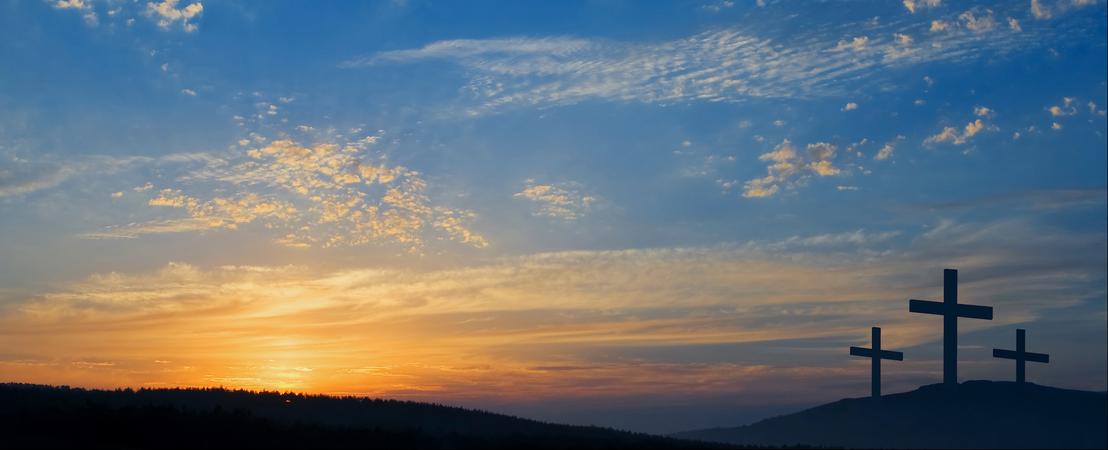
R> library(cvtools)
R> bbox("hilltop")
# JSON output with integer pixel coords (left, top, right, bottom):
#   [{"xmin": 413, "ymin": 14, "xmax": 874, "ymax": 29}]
[
  {"xmin": 673, "ymin": 380, "xmax": 1107, "ymax": 449},
  {"xmin": 0, "ymin": 383, "xmax": 728, "ymax": 449}
]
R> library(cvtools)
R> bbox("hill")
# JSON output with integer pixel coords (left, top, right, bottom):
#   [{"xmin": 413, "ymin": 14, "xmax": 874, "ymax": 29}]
[
  {"xmin": 0, "ymin": 383, "xmax": 728, "ymax": 449},
  {"xmin": 673, "ymin": 380, "xmax": 1107, "ymax": 449}
]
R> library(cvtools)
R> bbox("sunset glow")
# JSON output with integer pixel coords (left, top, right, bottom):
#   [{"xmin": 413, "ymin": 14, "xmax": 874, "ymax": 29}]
[{"xmin": 1, "ymin": 0, "xmax": 1105, "ymax": 433}]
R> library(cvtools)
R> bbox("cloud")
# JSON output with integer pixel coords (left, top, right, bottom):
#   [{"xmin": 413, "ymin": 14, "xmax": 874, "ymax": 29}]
[
  {"xmin": 974, "ymin": 106, "xmax": 993, "ymax": 117},
  {"xmin": 773, "ymin": 229, "xmax": 901, "ymax": 248},
  {"xmin": 903, "ymin": 0, "xmax": 941, "ymax": 14},
  {"xmin": 146, "ymin": 0, "xmax": 203, "ymax": 32},
  {"xmin": 4, "ymin": 217, "xmax": 1104, "ymax": 401},
  {"xmin": 1048, "ymin": 97, "xmax": 1078, "ymax": 116},
  {"xmin": 842, "ymin": 102, "xmax": 859, "ymax": 111},
  {"xmin": 874, "ymin": 143, "xmax": 895, "ymax": 161},
  {"xmin": 1008, "ymin": 17, "xmax": 1022, "ymax": 31},
  {"xmin": 180, "ymin": 88, "xmax": 197, "ymax": 97},
  {"xmin": 958, "ymin": 10, "xmax": 997, "ymax": 32},
  {"xmin": 89, "ymin": 135, "xmax": 487, "ymax": 250},
  {"xmin": 50, "ymin": 0, "xmax": 98, "ymax": 26},
  {"xmin": 920, "ymin": 186, "xmax": 1108, "ymax": 212},
  {"xmin": 0, "ymin": 153, "xmax": 204, "ymax": 198},
  {"xmin": 924, "ymin": 119, "xmax": 989, "ymax": 146},
  {"xmin": 0, "ymin": 161, "xmax": 77, "ymax": 198},
  {"xmin": 929, "ymin": 20, "xmax": 951, "ymax": 32},
  {"xmin": 1031, "ymin": 0, "xmax": 1052, "ymax": 19},
  {"xmin": 700, "ymin": 1, "xmax": 735, "ymax": 13},
  {"xmin": 833, "ymin": 36, "xmax": 869, "ymax": 51},
  {"xmin": 343, "ymin": 16, "xmax": 1046, "ymax": 115},
  {"xmin": 514, "ymin": 180, "xmax": 596, "ymax": 220},
  {"xmin": 742, "ymin": 140, "xmax": 842, "ymax": 198}
]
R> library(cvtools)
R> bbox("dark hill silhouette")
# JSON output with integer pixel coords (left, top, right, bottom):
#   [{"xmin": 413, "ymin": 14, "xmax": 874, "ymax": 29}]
[
  {"xmin": 0, "ymin": 383, "xmax": 731, "ymax": 449},
  {"xmin": 673, "ymin": 380, "xmax": 1107, "ymax": 449}
]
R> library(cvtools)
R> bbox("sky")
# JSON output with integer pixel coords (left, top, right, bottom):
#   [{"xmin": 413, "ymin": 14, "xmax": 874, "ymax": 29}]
[{"xmin": 1, "ymin": 0, "xmax": 1106, "ymax": 434}]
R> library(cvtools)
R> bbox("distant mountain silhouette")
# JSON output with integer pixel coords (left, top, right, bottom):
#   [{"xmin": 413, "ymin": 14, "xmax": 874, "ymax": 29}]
[
  {"xmin": 0, "ymin": 383, "xmax": 732, "ymax": 449},
  {"xmin": 673, "ymin": 380, "xmax": 1107, "ymax": 449}
]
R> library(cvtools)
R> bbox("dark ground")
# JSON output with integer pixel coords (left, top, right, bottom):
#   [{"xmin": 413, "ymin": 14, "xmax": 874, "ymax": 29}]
[
  {"xmin": 673, "ymin": 380, "xmax": 1107, "ymax": 449},
  {"xmin": 0, "ymin": 383, "xmax": 734, "ymax": 449}
]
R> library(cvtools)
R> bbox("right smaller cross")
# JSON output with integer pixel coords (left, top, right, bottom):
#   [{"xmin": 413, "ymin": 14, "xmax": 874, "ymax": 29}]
[{"xmin": 993, "ymin": 328, "xmax": 1049, "ymax": 384}]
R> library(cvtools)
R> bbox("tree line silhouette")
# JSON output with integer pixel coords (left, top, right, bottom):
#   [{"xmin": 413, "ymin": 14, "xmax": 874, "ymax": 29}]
[{"xmin": 0, "ymin": 383, "xmax": 741, "ymax": 449}]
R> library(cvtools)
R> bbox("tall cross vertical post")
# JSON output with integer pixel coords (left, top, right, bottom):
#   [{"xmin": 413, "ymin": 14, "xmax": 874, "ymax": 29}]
[
  {"xmin": 993, "ymin": 329, "xmax": 1049, "ymax": 384},
  {"xmin": 908, "ymin": 269, "xmax": 993, "ymax": 386},
  {"xmin": 849, "ymin": 327, "xmax": 903, "ymax": 398}
]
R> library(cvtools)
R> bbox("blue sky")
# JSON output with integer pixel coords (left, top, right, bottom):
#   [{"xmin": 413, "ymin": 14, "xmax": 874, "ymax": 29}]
[{"xmin": 0, "ymin": 0, "xmax": 1105, "ymax": 433}]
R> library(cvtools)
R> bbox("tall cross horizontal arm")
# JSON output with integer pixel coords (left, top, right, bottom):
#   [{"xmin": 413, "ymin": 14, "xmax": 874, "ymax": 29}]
[
  {"xmin": 908, "ymin": 299, "xmax": 993, "ymax": 319},
  {"xmin": 955, "ymin": 303, "xmax": 993, "ymax": 320}
]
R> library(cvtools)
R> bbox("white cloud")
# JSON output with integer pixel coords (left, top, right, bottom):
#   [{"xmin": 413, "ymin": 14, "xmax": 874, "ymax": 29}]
[
  {"xmin": 181, "ymin": 88, "xmax": 197, "ymax": 97},
  {"xmin": 842, "ymin": 102, "xmax": 859, "ymax": 111},
  {"xmin": 146, "ymin": 0, "xmax": 203, "ymax": 32},
  {"xmin": 1008, "ymin": 17, "xmax": 1022, "ymax": 31},
  {"xmin": 903, "ymin": 0, "xmax": 941, "ymax": 14},
  {"xmin": 50, "ymin": 0, "xmax": 98, "ymax": 26},
  {"xmin": 742, "ymin": 140, "xmax": 842, "ymax": 198},
  {"xmin": 874, "ymin": 143, "xmax": 895, "ymax": 161},
  {"xmin": 958, "ymin": 10, "xmax": 997, "ymax": 32},
  {"xmin": 974, "ymin": 106, "xmax": 993, "ymax": 117},
  {"xmin": 834, "ymin": 36, "xmax": 869, "ymax": 51}
]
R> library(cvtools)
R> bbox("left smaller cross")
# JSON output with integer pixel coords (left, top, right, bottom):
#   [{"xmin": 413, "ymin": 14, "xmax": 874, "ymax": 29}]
[{"xmin": 849, "ymin": 327, "xmax": 904, "ymax": 398}]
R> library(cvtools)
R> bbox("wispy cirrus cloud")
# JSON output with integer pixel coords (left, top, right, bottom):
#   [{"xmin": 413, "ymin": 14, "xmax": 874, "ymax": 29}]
[
  {"xmin": 342, "ymin": 8, "xmax": 1059, "ymax": 115},
  {"xmin": 0, "ymin": 152, "xmax": 218, "ymax": 199}
]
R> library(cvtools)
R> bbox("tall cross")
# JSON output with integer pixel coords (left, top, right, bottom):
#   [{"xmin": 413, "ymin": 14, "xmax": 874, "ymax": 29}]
[
  {"xmin": 849, "ymin": 327, "xmax": 903, "ymax": 398},
  {"xmin": 993, "ymin": 329, "xmax": 1049, "ymax": 384},
  {"xmin": 908, "ymin": 269, "xmax": 993, "ymax": 386}
]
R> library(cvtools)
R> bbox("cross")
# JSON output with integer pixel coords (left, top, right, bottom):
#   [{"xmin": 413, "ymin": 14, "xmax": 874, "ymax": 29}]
[
  {"xmin": 908, "ymin": 269, "xmax": 993, "ymax": 386},
  {"xmin": 993, "ymin": 329, "xmax": 1049, "ymax": 384},
  {"xmin": 849, "ymin": 327, "xmax": 903, "ymax": 398}
]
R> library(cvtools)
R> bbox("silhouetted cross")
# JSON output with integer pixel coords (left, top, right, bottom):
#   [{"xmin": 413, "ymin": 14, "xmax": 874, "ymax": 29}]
[
  {"xmin": 849, "ymin": 326, "xmax": 903, "ymax": 398},
  {"xmin": 993, "ymin": 328, "xmax": 1048, "ymax": 384},
  {"xmin": 909, "ymin": 269, "xmax": 993, "ymax": 386}
]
